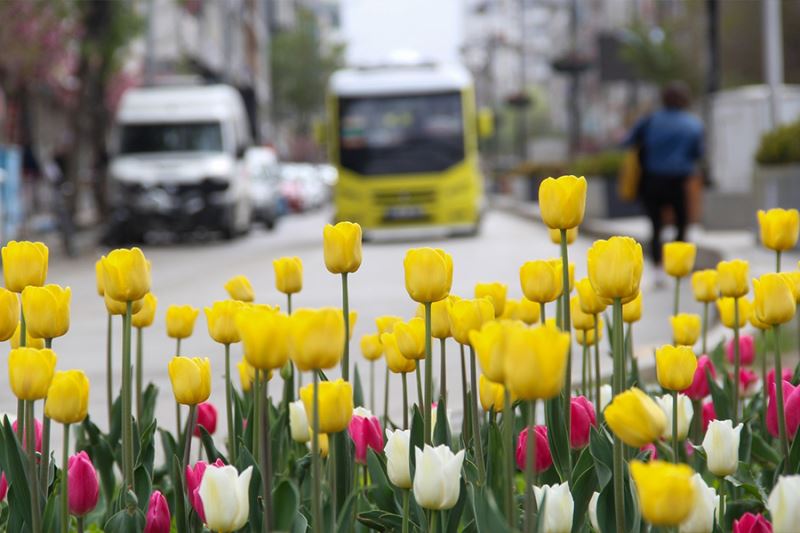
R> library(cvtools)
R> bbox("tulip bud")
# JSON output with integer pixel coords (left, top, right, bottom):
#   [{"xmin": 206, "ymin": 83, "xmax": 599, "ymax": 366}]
[
  {"xmin": 732, "ymin": 513, "xmax": 772, "ymax": 533},
  {"xmin": 9, "ymin": 347, "xmax": 56, "ymax": 400},
  {"xmin": 758, "ymin": 208, "xmax": 800, "ymax": 252},
  {"xmin": 656, "ymin": 345, "xmax": 698, "ymax": 391},
  {"xmin": 682, "ymin": 355, "xmax": 716, "ymax": 401},
  {"xmin": 519, "ymin": 259, "xmax": 562, "ymax": 304},
  {"xmin": 404, "ymin": 248, "xmax": 453, "ymax": 303},
  {"xmin": 702, "ymin": 419, "xmax": 742, "ymax": 476},
  {"xmin": 10, "ymin": 322, "xmax": 43, "ymax": 351},
  {"xmin": 393, "ymin": 317, "xmax": 426, "ymax": 360},
  {"xmin": 289, "ymin": 308, "xmax": 344, "ymax": 371},
  {"xmin": 12, "ymin": 417, "xmax": 42, "ymax": 453},
  {"xmin": 166, "ymin": 305, "xmax": 200, "ymax": 339},
  {"xmin": 0, "ymin": 473, "xmax": 6, "ymax": 503},
  {"xmin": 631, "ymin": 460, "xmax": 695, "ymax": 526},
  {"xmin": 144, "ymin": 490, "xmax": 171, "ymax": 533},
  {"xmin": 237, "ymin": 307, "xmax": 290, "ymax": 370},
  {"xmin": 348, "ymin": 407, "xmax": 383, "ymax": 464},
  {"xmin": 767, "ymin": 474, "xmax": 800, "ymax": 533},
  {"xmin": 384, "ymin": 429, "xmax": 412, "ymax": 488},
  {"xmin": 570, "ymin": 295, "xmax": 596, "ymax": 331},
  {"xmin": 20, "ymin": 284, "xmax": 70, "ymax": 340},
  {"xmin": 224, "ymin": 275, "xmax": 254, "ymax": 302},
  {"xmin": 323, "ymin": 222, "xmax": 362, "ymax": 274},
  {"xmin": 655, "ymin": 393, "xmax": 693, "ymax": 440},
  {"xmin": 289, "ymin": 400, "xmax": 311, "ymax": 443},
  {"xmin": 702, "ymin": 401, "xmax": 716, "ymax": 432},
  {"xmin": 101, "ymin": 247, "xmax": 151, "ymax": 302},
  {"xmin": 576, "ymin": 277, "xmax": 609, "ymax": 315},
  {"xmin": 587, "ymin": 236, "xmax": 643, "ymax": 302},
  {"xmin": 479, "ymin": 375, "xmax": 509, "ymax": 413},
  {"xmin": 204, "ymin": 300, "xmax": 243, "ymax": 345},
  {"xmin": 474, "ymin": 282, "xmax": 507, "ymax": 317},
  {"xmin": 550, "ymin": 258, "xmax": 575, "ymax": 295},
  {"xmin": 726, "ymin": 334, "xmax": 755, "ymax": 366},
  {"xmin": 415, "ymin": 296, "xmax": 458, "ymax": 339},
  {"xmin": 515, "ymin": 425, "xmax": 552, "ymax": 472},
  {"xmin": 532, "ymin": 482, "xmax": 574, "ymax": 533},
  {"xmin": 517, "ymin": 298, "xmax": 540, "ymax": 325},
  {"xmin": 549, "ymin": 226, "xmax": 578, "ymax": 245},
  {"xmin": 376, "ymin": 315, "xmax": 402, "ymax": 335},
  {"xmin": 381, "ymin": 332, "xmax": 416, "ymax": 374},
  {"xmin": 185, "ymin": 459, "xmax": 225, "ymax": 522},
  {"xmin": 299, "ymin": 379, "xmax": 353, "ymax": 434},
  {"xmin": 413, "ymin": 444, "xmax": 465, "ymax": 510},
  {"xmin": 538, "ymin": 175, "xmax": 587, "ymax": 230},
  {"xmin": 198, "ymin": 465, "xmax": 253, "ymax": 533},
  {"xmin": 504, "ymin": 323, "xmax": 570, "ymax": 401},
  {"xmin": 94, "ymin": 259, "xmax": 104, "ymax": 297},
  {"xmin": 753, "ymin": 273, "xmax": 796, "ymax": 326},
  {"xmin": 736, "ymin": 368, "xmax": 759, "ymax": 398},
  {"xmin": 470, "ymin": 321, "xmax": 512, "ymax": 383},
  {"xmin": 783, "ymin": 271, "xmax": 800, "ymax": 304},
  {"xmin": 670, "ymin": 313, "xmax": 701, "ymax": 346},
  {"xmin": 193, "ymin": 402, "xmax": 217, "ymax": 437},
  {"xmin": 605, "ymin": 388, "xmax": 667, "ymax": 447},
  {"xmin": 448, "ymin": 298, "xmax": 494, "ymax": 345},
  {"xmin": 574, "ymin": 324, "xmax": 602, "ymax": 347},
  {"xmin": 273, "ymin": 256, "xmax": 303, "ymax": 294},
  {"xmin": 599, "ymin": 384, "xmax": 613, "ymax": 412},
  {"xmin": 589, "ymin": 492, "xmax": 600, "ymax": 532},
  {"xmin": 717, "ymin": 260, "xmax": 749, "ymax": 298},
  {"xmin": 0, "ymin": 288, "xmax": 18, "ymax": 342},
  {"xmin": 104, "ymin": 293, "xmax": 144, "ymax": 316},
  {"xmin": 132, "ymin": 293, "xmax": 158, "ymax": 329},
  {"xmin": 641, "ymin": 443, "xmax": 658, "ymax": 460},
  {"xmin": 623, "ymin": 291, "xmax": 643, "ymax": 323},
  {"xmin": 767, "ymin": 367, "xmax": 794, "ymax": 395},
  {"xmin": 306, "ymin": 430, "xmax": 329, "ymax": 457},
  {"xmin": 691, "ymin": 270, "xmax": 718, "ymax": 303},
  {"xmin": 168, "ymin": 357, "xmax": 211, "ymax": 406},
  {"xmin": 663, "ymin": 241, "xmax": 696, "ymax": 278},
  {"xmin": 716, "ymin": 297, "xmax": 751, "ymax": 330},
  {"xmin": 2, "ymin": 241, "xmax": 48, "ymax": 292},
  {"xmin": 360, "ymin": 333, "xmax": 383, "ymax": 361},
  {"xmin": 570, "ymin": 396, "xmax": 597, "ymax": 448},
  {"xmin": 45, "ymin": 370, "xmax": 90, "ymax": 425},
  {"xmin": 67, "ymin": 451, "xmax": 99, "ymax": 517},
  {"xmin": 236, "ymin": 358, "xmax": 255, "ymax": 393},
  {"xmin": 679, "ymin": 473, "xmax": 718, "ymax": 533},
  {"xmin": 766, "ymin": 379, "xmax": 800, "ymax": 439}
]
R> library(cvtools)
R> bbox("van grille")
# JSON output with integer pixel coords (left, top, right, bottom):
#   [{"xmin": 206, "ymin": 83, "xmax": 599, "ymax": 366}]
[{"xmin": 373, "ymin": 190, "xmax": 436, "ymax": 206}]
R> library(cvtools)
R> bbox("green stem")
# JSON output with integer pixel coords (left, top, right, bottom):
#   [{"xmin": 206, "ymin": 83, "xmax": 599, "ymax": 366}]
[
  {"xmin": 383, "ymin": 365, "xmax": 390, "ymax": 427},
  {"xmin": 122, "ymin": 301, "xmax": 134, "ymax": 489},
  {"xmin": 20, "ymin": 302, "xmax": 26, "ymax": 347},
  {"xmin": 469, "ymin": 346, "xmax": 486, "ymax": 484},
  {"xmin": 503, "ymin": 390, "xmax": 514, "ymax": 527},
  {"xmin": 774, "ymin": 324, "xmax": 790, "ymax": 473},
  {"xmin": 424, "ymin": 302, "xmax": 433, "ymax": 444},
  {"xmin": 27, "ymin": 400, "xmax": 41, "ymax": 533},
  {"xmin": 416, "ymin": 366, "xmax": 424, "ymax": 409},
  {"xmin": 253, "ymin": 370, "xmax": 261, "ymax": 456},
  {"xmin": 732, "ymin": 298, "xmax": 740, "ymax": 425},
  {"xmin": 429, "ymin": 509, "xmax": 438, "ymax": 533},
  {"xmin": 402, "ymin": 372, "xmax": 409, "ymax": 429},
  {"xmin": 718, "ymin": 477, "xmax": 726, "ymax": 529},
  {"xmin": 16, "ymin": 398, "xmax": 24, "ymax": 444},
  {"xmin": 183, "ymin": 404, "xmax": 197, "ymax": 469},
  {"xmin": 342, "ymin": 273, "xmax": 350, "ymax": 381},
  {"xmin": 701, "ymin": 302, "xmax": 709, "ymax": 355},
  {"xmin": 439, "ymin": 338, "xmax": 447, "ymax": 406},
  {"xmin": 60, "ymin": 423, "xmax": 70, "ymax": 533},
  {"xmin": 287, "ymin": 293, "xmax": 293, "ymax": 315},
  {"xmin": 612, "ymin": 298, "xmax": 625, "ymax": 533},
  {"xmin": 524, "ymin": 400, "xmax": 537, "ymax": 533},
  {"xmin": 311, "ymin": 372, "xmax": 321, "ymax": 530},
  {"xmin": 672, "ymin": 391, "xmax": 679, "ymax": 463},
  {"xmin": 175, "ymin": 402, "xmax": 182, "ymax": 445},
  {"xmin": 460, "ymin": 344, "xmax": 470, "ymax": 448},
  {"xmin": 673, "ymin": 276, "xmax": 681, "ymax": 316},
  {"xmin": 262, "ymin": 375, "xmax": 272, "ymax": 532},
  {"xmin": 777, "ymin": 250, "xmax": 782, "ymax": 273},
  {"xmin": 176, "ymin": 337, "xmax": 181, "ymax": 356},
  {"xmin": 558, "ymin": 229, "xmax": 573, "ymax": 481},
  {"xmin": 540, "ymin": 303, "xmax": 546, "ymax": 325},
  {"xmin": 106, "ymin": 312, "xmax": 113, "ymax": 430},
  {"xmin": 594, "ymin": 315, "xmax": 602, "ymax": 417},
  {"xmin": 225, "ymin": 344, "xmax": 235, "ymax": 464},
  {"xmin": 626, "ymin": 322, "xmax": 636, "ymax": 386},
  {"xmin": 77, "ymin": 516, "xmax": 84, "ymax": 533},
  {"xmin": 402, "ymin": 490, "xmax": 410, "ymax": 533},
  {"xmin": 18, "ymin": 306, "xmax": 26, "ymax": 443},
  {"xmin": 370, "ymin": 361, "xmax": 375, "ymax": 413},
  {"xmin": 136, "ymin": 327, "xmax": 143, "ymax": 421},
  {"xmin": 581, "ymin": 342, "xmax": 588, "ymax": 397},
  {"xmin": 40, "ymin": 415, "xmax": 51, "ymax": 492},
  {"xmin": 761, "ymin": 330, "xmax": 768, "ymax": 428}
]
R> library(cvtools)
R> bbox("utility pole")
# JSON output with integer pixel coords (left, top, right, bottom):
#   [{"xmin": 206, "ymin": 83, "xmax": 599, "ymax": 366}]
[
  {"xmin": 517, "ymin": 0, "xmax": 528, "ymax": 161},
  {"xmin": 762, "ymin": 0, "xmax": 784, "ymax": 128}
]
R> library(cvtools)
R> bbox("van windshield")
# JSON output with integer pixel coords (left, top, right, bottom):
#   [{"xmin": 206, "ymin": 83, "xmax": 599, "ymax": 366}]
[{"xmin": 120, "ymin": 122, "xmax": 223, "ymax": 154}]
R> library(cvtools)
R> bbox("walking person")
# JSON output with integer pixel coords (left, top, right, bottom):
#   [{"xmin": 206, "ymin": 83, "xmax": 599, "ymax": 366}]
[{"xmin": 623, "ymin": 81, "xmax": 704, "ymax": 283}]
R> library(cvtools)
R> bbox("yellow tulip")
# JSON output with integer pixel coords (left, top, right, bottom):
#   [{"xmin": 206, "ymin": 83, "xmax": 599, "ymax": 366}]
[
  {"xmin": 224, "ymin": 275, "xmax": 254, "ymax": 302},
  {"xmin": 519, "ymin": 260, "xmax": 562, "ymax": 304},
  {"xmin": 300, "ymin": 379, "xmax": 354, "ymax": 433},
  {"xmin": 417, "ymin": 296, "xmax": 459, "ymax": 338},
  {"xmin": 45, "ymin": 370, "xmax": 89, "ymax": 424},
  {"xmin": 576, "ymin": 277, "xmax": 609, "ymax": 315},
  {"xmin": 448, "ymin": 298, "xmax": 494, "ymax": 345},
  {"xmin": 310, "ymin": 431, "xmax": 330, "ymax": 457},
  {"xmin": 132, "ymin": 293, "xmax": 158, "ymax": 329},
  {"xmin": 360, "ymin": 333, "xmax": 383, "ymax": 361},
  {"xmin": 758, "ymin": 208, "xmax": 800, "ymax": 252},
  {"xmin": 101, "ymin": 248, "xmax": 151, "ymax": 302},
  {"xmin": 2, "ymin": 241, "xmax": 48, "ymax": 293},
  {"xmin": 0, "ymin": 288, "xmax": 19, "ymax": 341},
  {"xmin": 691, "ymin": 270, "xmax": 718, "ymax": 303},
  {"xmin": 376, "ymin": 315, "xmax": 402, "ymax": 335},
  {"xmin": 323, "ymin": 222, "xmax": 363, "ymax": 274},
  {"xmin": 571, "ymin": 296, "xmax": 596, "ymax": 331},
  {"xmin": 404, "ymin": 248, "xmax": 453, "ymax": 303},
  {"xmin": 168, "ymin": 356, "xmax": 211, "ymax": 405},
  {"xmin": 94, "ymin": 259, "xmax": 104, "ymax": 296},
  {"xmin": 504, "ymin": 323, "xmax": 570, "ymax": 400},
  {"xmin": 753, "ymin": 273, "xmax": 796, "ymax": 326},
  {"xmin": 273, "ymin": 256, "xmax": 303, "ymax": 294},
  {"xmin": 349, "ymin": 311, "xmax": 358, "ymax": 340},
  {"xmin": 670, "ymin": 314, "xmax": 701, "ymax": 346},
  {"xmin": 717, "ymin": 297, "xmax": 751, "ymax": 329},
  {"xmin": 630, "ymin": 460, "xmax": 695, "ymax": 526},
  {"xmin": 236, "ymin": 306, "xmax": 290, "ymax": 370},
  {"xmin": 575, "ymin": 323, "xmax": 602, "ymax": 347},
  {"xmin": 237, "ymin": 357, "xmax": 256, "ymax": 392},
  {"xmin": 8, "ymin": 347, "xmax": 56, "ymax": 400},
  {"xmin": 782, "ymin": 271, "xmax": 800, "ymax": 303},
  {"xmin": 470, "ymin": 321, "xmax": 514, "ymax": 383},
  {"xmin": 663, "ymin": 241, "xmax": 696, "ymax": 278},
  {"xmin": 381, "ymin": 332, "xmax": 416, "ymax": 374},
  {"xmin": 623, "ymin": 292, "xmax": 643, "ymax": 323},
  {"xmin": 166, "ymin": 305, "xmax": 200, "ymax": 339},
  {"xmin": 21, "ymin": 284, "xmax": 70, "ymax": 340},
  {"xmin": 538, "ymin": 175, "xmax": 587, "ymax": 230},
  {"xmin": 104, "ymin": 294, "xmax": 143, "ymax": 316},
  {"xmin": 204, "ymin": 300, "xmax": 243, "ymax": 344},
  {"xmin": 549, "ymin": 258, "xmax": 575, "ymax": 294},
  {"xmin": 393, "ymin": 317, "xmax": 426, "ymax": 360},
  {"xmin": 549, "ymin": 227, "xmax": 578, "ymax": 245},
  {"xmin": 517, "ymin": 298, "xmax": 540, "ymax": 325},
  {"xmin": 655, "ymin": 345, "xmax": 697, "ymax": 391},
  {"xmin": 10, "ymin": 323, "xmax": 44, "ymax": 349},
  {"xmin": 289, "ymin": 308, "xmax": 344, "ymax": 371},
  {"xmin": 604, "ymin": 387, "xmax": 667, "ymax": 447},
  {"xmin": 479, "ymin": 375, "xmax": 509, "ymax": 412},
  {"xmin": 474, "ymin": 282, "xmax": 507, "ymax": 317},
  {"xmin": 499, "ymin": 299, "xmax": 518, "ymax": 320},
  {"xmin": 750, "ymin": 307, "xmax": 770, "ymax": 331},
  {"xmin": 717, "ymin": 260, "xmax": 749, "ymax": 298},
  {"xmin": 587, "ymin": 236, "xmax": 643, "ymax": 302}
]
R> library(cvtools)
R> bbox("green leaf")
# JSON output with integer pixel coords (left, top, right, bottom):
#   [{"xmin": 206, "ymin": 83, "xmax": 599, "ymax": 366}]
[
  {"xmin": 409, "ymin": 406, "xmax": 424, "ymax": 479},
  {"xmin": 170, "ymin": 454, "xmax": 187, "ymax": 533},
  {"xmin": 751, "ymin": 431, "xmax": 781, "ymax": 466},
  {"xmin": 707, "ymin": 367, "xmax": 732, "ymax": 421},
  {"xmin": 485, "ymin": 422, "xmax": 506, "ymax": 509},
  {"xmin": 469, "ymin": 484, "xmax": 507, "ymax": 531},
  {"xmin": 446, "ymin": 478, "xmax": 468, "ymax": 533},
  {"xmin": 545, "ymin": 397, "xmax": 570, "ymax": 482},
  {"xmin": 788, "ymin": 422, "xmax": 800, "ymax": 473},
  {"xmin": 237, "ymin": 445, "xmax": 263, "ymax": 532},
  {"xmin": 133, "ymin": 465, "xmax": 151, "ymax": 513},
  {"xmin": 595, "ymin": 462, "xmax": 640, "ymax": 533},
  {"xmin": 356, "ymin": 510, "xmax": 405, "ymax": 531},
  {"xmin": 273, "ymin": 479, "xmax": 300, "ymax": 531},
  {"xmin": 140, "ymin": 383, "xmax": 159, "ymax": 430},
  {"xmin": 434, "ymin": 400, "xmax": 452, "ymax": 447},
  {"xmin": 366, "ymin": 450, "xmax": 398, "ymax": 513},
  {"xmin": 80, "ymin": 417, "xmax": 117, "ymax": 521},
  {"xmin": 570, "ymin": 447, "xmax": 598, "ymax": 533},
  {"xmin": 103, "ymin": 506, "xmax": 146, "ymax": 533},
  {"xmin": 199, "ymin": 426, "xmax": 227, "ymax": 464},
  {"xmin": 335, "ymin": 487, "xmax": 360, "ymax": 533},
  {"xmin": 332, "ymin": 430, "xmax": 353, "ymax": 514},
  {"xmin": 354, "ymin": 365, "xmax": 365, "ymax": 408},
  {"xmin": 589, "ymin": 427, "xmax": 613, "ymax": 490},
  {"xmin": 1, "ymin": 417, "xmax": 32, "ymax": 528}
]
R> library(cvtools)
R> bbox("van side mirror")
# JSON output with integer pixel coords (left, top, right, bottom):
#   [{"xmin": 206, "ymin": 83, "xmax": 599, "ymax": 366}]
[
  {"xmin": 478, "ymin": 108, "xmax": 495, "ymax": 139},
  {"xmin": 236, "ymin": 145, "xmax": 247, "ymax": 158},
  {"xmin": 313, "ymin": 119, "xmax": 327, "ymax": 146}
]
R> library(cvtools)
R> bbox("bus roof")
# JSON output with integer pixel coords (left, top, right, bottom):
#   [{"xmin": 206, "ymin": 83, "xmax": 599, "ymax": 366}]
[{"xmin": 329, "ymin": 63, "xmax": 473, "ymax": 98}]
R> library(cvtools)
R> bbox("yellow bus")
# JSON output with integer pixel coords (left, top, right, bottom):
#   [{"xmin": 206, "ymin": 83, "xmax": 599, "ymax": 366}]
[{"xmin": 326, "ymin": 63, "xmax": 487, "ymax": 237}]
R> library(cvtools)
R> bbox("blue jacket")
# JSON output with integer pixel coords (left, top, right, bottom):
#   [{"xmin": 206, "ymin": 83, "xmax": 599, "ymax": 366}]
[{"xmin": 623, "ymin": 109, "xmax": 704, "ymax": 178}]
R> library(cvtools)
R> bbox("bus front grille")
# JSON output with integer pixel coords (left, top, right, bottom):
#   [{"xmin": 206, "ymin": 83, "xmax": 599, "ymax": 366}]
[{"xmin": 373, "ymin": 190, "xmax": 436, "ymax": 206}]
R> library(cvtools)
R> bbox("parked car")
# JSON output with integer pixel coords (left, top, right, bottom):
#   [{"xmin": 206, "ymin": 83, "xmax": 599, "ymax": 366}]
[
  {"xmin": 279, "ymin": 163, "xmax": 328, "ymax": 212},
  {"xmin": 246, "ymin": 146, "xmax": 283, "ymax": 229}
]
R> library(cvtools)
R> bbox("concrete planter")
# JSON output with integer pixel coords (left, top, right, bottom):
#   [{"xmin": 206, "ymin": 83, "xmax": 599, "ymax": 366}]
[
  {"xmin": 754, "ymin": 164, "xmax": 800, "ymax": 213},
  {"xmin": 585, "ymin": 174, "xmax": 644, "ymax": 219}
]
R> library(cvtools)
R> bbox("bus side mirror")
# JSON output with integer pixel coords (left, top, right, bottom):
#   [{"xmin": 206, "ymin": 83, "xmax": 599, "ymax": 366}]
[
  {"xmin": 313, "ymin": 118, "xmax": 328, "ymax": 146},
  {"xmin": 478, "ymin": 108, "xmax": 494, "ymax": 139}
]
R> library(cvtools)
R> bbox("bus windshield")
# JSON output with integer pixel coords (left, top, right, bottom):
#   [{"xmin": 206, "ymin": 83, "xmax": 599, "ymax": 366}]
[
  {"xmin": 120, "ymin": 122, "xmax": 224, "ymax": 154},
  {"xmin": 338, "ymin": 92, "xmax": 464, "ymax": 176}
]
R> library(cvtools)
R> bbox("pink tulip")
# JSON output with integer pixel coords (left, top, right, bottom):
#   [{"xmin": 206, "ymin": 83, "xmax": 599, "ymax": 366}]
[
  {"xmin": 727, "ymin": 334, "xmax": 755, "ymax": 366},
  {"xmin": 683, "ymin": 355, "xmax": 716, "ymax": 400},
  {"xmin": 144, "ymin": 490, "xmax": 171, "ymax": 533},
  {"xmin": 347, "ymin": 408, "xmax": 383, "ymax": 465},
  {"xmin": 515, "ymin": 425, "xmax": 552, "ymax": 473},
  {"xmin": 735, "ymin": 368, "xmax": 759, "ymax": 397},
  {"xmin": 767, "ymin": 368, "xmax": 793, "ymax": 394},
  {"xmin": 67, "ymin": 451, "xmax": 99, "ymax": 516},
  {"xmin": 185, "ymin": 458, "xmax": 225, "ymax": 521},
  {"xmin": 193, "ymin": 402, "xmax": 218, "ymax": 437},
  {"xmin": 702, "ymin": 401, "xmax": 716, "ymax": 433},
  {"xmin": 639, "ymin": 443, "xmax": 657, "ymax": 460},
  {"xmin": 570, "ymin": 396, "xmax": 596, "ymax": 448},
  {"xmin": 766, "ymin": 380, "xmax": 800, "ymax": 439},
  {"xmin": 733, "ymin": 512, "xmax": 773, "ymax": 533},
  {"xmin": 12, "ymin": 418, "xmax": 42, "ymax": 453},
  {"xmin": 0, "ymin": 473, "xmax": 7, "ymax": 502}
]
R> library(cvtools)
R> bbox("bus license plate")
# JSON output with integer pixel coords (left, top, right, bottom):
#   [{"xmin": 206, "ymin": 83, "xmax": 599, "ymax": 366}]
[{"xmin": 385, "ymin": 206, "xmax": 426, "ymax": 221}]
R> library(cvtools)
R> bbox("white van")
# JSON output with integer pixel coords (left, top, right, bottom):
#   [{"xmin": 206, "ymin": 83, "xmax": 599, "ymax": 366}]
[{"xmin": 108, "ymin": 84, "xmax": 253, "ymax": 241}]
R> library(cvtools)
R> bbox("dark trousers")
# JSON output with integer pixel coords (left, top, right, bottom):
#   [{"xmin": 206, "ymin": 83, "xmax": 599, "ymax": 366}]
[{"xmin": 640, "ymin": 176, "xmax": 688, "ymax": 264}]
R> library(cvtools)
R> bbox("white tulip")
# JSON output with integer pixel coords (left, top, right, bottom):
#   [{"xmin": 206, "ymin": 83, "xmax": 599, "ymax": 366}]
[
  {"xmin": 198, "ymin": 465, "xmax": 253, "ymax": 533},
  {"xmin": 384, "ymin": 428, "xmax": 412, "ymax": 489},
  {"xmin": 702, "ymin": 419, "xmax": 742, "ymax": 477},
  {"xmin": 656, "ymin": 393, "xmax": 694, "ymax": 440},
  {"xmin": 289, "ymin": 400, "xmax": 310, "ymax": 443},
  {"xmin": 353, "ymin": 406, "xmax": 373, "ymax": 418},
  {"xmin": 588, "ymin": 492, "xmax": 600, "ymax": 532},
  {"xmin": 600, "ymin": 384, "xmax": 613, "ymax": 412},
  {"xmin": 413, "ymin": 444, "xmax": 464, "ymax": 510},
  {"xmin": 533, "ymin": 482, "xmax": 574, "ymax": 533},
  {"xmin": 768, "ymin": 474, "xmax": 800, "ymax": 533},
  {"xmin": 679, "ymin": 473, "xmax": 718, "ymax": 533}
]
